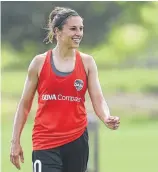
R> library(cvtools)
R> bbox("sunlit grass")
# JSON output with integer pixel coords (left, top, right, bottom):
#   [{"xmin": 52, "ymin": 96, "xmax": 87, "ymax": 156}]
[
  {"xmin": 2, "ymin": 69, "xmax": 158, "ymax": 97},
  {"xmin": 2, "ymin": 68, "xmax": 158, "ymax": 172},
  {"xmin": 2, "ymin": 114, "xmax": 158, "ymax": 172}
]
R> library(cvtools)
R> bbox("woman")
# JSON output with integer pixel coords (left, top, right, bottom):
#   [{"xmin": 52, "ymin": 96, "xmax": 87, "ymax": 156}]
[{"xmin": 10, "ymin": 6, "xmax": 120, "ymax": 172}]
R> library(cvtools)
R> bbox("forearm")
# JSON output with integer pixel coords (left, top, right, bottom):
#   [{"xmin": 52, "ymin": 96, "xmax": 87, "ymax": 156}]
[
  {"xmin": 92, "ymin": 97, "xmax": 111, "ymax": 123},
  {"xmin": 11, "ymin": 100, "xmax": 31, "ymax": 143}
]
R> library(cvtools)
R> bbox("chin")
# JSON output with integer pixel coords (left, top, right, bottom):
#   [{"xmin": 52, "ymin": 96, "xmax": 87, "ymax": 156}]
[{"xmin": 72, "ymin": 44, "xmax": 80, "ymax": 49}]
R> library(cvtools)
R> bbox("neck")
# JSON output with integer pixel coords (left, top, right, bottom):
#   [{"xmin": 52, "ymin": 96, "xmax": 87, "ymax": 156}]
[{"xmin": 54, "ymin": 43, "xmax": 76, "ymax": 59}]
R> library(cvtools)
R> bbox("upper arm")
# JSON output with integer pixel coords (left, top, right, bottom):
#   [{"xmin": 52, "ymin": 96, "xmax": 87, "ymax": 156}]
[
  {"xmin": 87, "ymin": 56, "xmax": 104, "ymax": 102},
  {"xmin": 20, "ymin": 56, "xmax": 39, "ymax": 105}
]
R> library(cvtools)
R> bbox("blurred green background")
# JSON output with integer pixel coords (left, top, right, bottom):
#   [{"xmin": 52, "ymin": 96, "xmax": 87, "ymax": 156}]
[{"xmin": 1, "ymin": 1, "xmax": 158, "ymax": 172}]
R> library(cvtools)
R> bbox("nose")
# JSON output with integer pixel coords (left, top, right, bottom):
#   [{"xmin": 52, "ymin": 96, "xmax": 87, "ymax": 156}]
[{"xmin": 75, "ymin": 28, "xmax": 83, "ymax": 36}]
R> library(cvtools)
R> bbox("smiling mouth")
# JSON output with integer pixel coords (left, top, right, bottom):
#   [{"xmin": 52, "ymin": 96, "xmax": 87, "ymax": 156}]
[{"xmin": 72, "ymin": 38, "xmax": 81, "ymax": 44}]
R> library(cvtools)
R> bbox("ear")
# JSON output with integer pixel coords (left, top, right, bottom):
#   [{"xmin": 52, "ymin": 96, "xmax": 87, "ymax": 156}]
[
  {"xmin": 54, "ymin": 27, "xmax": 58, "ymax": 35},
  {"xmin": 54, "ymin": 27, "xmax": 61, "ymax": 37}
]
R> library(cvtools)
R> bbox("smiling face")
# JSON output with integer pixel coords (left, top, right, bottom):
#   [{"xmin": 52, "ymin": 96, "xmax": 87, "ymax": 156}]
[{"xmin": 56, "ymin": 16, "xmax": 84, "ymax": 48}]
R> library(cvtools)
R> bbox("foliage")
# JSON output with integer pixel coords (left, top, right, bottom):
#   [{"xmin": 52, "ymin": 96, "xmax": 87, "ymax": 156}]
[{"xmin": 1, "ymin": 1, "xmax": 158, "ymax": 68}]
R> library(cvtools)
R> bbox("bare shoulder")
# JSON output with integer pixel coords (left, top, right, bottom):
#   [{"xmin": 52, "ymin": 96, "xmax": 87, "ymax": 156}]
[
  {"xmin": 79, "ymin": 51, "xmax": 94, "ymax": 63},
  {"xmin": 34, "ymin": 52, "xmax": 47, "ymax": 65},
  {"xmin": 79, "ymin": 51, "xmax": 97, "ymax": 74},
  {"xmin": 28, "ymin": 52, "xmax": 47, "ymax": 76}
]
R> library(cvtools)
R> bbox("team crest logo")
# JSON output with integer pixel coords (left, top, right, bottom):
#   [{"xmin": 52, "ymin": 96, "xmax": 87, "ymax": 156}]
[{"xmin": 74, "ymin": 79, "xmax": 84, "ymax": 91}]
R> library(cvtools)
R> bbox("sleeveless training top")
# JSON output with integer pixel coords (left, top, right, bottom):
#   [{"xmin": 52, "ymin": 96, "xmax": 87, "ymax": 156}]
[{"xmin": 32, "ymin": 49, "xmax": 88, "ymax": 150}]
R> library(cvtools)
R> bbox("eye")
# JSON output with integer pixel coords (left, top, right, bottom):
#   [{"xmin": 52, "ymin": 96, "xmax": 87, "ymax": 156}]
[
  {"xmin": 80, "ymin": 27, "xmax": 83, "ymax": 31},
  {"xmin": 70, "ymin": 28, "xmax": 76, "ymax": 31}
]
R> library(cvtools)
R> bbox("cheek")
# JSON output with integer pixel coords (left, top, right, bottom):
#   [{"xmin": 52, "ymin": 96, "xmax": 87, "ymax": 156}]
[
  {"xmin": 61, "ymin": 34, "xmax": 71, "ymax": 42},
  {"xmin": 66, "ymin": 36, "xmax": 72, "ymax": 43},
  {"xmin": 65, "ymin": 35, "xmax": 73, "ymax": 43},
  {"xmin": 60, "ymin": 35, "xmax": 67, "ymax": 42}
]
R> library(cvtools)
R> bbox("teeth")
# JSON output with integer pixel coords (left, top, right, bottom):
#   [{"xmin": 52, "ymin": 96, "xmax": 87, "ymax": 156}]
[{"xmin": 73, "ymin": 39, "xmax": 80, "ymax": 43}]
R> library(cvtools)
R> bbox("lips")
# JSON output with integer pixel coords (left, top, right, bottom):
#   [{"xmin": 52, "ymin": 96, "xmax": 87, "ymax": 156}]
[{"xmin": 72, "ymin": 38, "xmax": 81, "ymax": 44}]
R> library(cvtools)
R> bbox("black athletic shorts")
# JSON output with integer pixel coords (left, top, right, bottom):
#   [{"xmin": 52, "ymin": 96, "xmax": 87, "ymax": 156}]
[{"xmin": 32, "ymin": 128, "xmax": 89, "ymax": 172}]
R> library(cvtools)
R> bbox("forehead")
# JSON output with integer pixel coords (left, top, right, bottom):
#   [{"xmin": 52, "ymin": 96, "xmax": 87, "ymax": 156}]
[{"xmin": 65, "ymin": 16, "xmax": 83, "ymax": 27}]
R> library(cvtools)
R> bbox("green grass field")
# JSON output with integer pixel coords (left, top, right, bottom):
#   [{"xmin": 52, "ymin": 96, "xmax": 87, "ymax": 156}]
[
  {"xmin": 2, "ymin": 69, "xmax": 158, "ymax": 97},
  {"xmin": 2, "ymin": 69, "xmax": 158, "ymax": 172},
  {"xmin": 2, "ymin": 116, "xmax": 158, "ymax": 172}
]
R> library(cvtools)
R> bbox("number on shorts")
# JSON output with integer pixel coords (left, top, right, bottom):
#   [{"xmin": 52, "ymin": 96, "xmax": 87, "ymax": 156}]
[{"xmin": 33, "ymin": 160, "xmax": 42, "ymax": 172}]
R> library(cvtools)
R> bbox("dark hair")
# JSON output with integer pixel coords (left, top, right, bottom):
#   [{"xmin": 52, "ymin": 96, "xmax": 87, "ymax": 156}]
[{"xmin": 44, "ymin": 7, "xmax": 79, "ymax": 44}]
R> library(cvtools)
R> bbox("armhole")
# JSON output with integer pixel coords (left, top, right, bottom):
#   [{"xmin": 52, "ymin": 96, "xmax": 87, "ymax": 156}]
[
  {"xmin": 38, "ymin": 50, "xmax": 52, "ymax": 78},
  {"xmin": 76, "ymin": 51, "xmax": 88, "ymax": 77}
]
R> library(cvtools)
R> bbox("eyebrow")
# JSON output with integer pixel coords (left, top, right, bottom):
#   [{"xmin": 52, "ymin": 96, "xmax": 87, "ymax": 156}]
[{"xmin": 69, "ymin": 25, "xmax": 84, "ymax": 28}]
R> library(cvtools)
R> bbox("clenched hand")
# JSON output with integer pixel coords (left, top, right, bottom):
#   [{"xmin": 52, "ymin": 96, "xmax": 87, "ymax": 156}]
[{"xmin": 104, "ymin": 116, "xmax": 120, "ymax": 130}]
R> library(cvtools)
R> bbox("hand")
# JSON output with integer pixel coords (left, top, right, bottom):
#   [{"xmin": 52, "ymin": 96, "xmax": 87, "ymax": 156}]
[
  {"xmin": 10, "ymin": 141, "xmax": 24, "ymax": 170},
  {"xmin": 104, "ymin": 116, "xmax": 120, "ymax": 130}
]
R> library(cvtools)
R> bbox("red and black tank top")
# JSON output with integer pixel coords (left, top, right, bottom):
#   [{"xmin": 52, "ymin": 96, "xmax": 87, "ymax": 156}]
[{"xmin": 32, "ymin": 49, "xmax": 88, "ymax": 150}]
